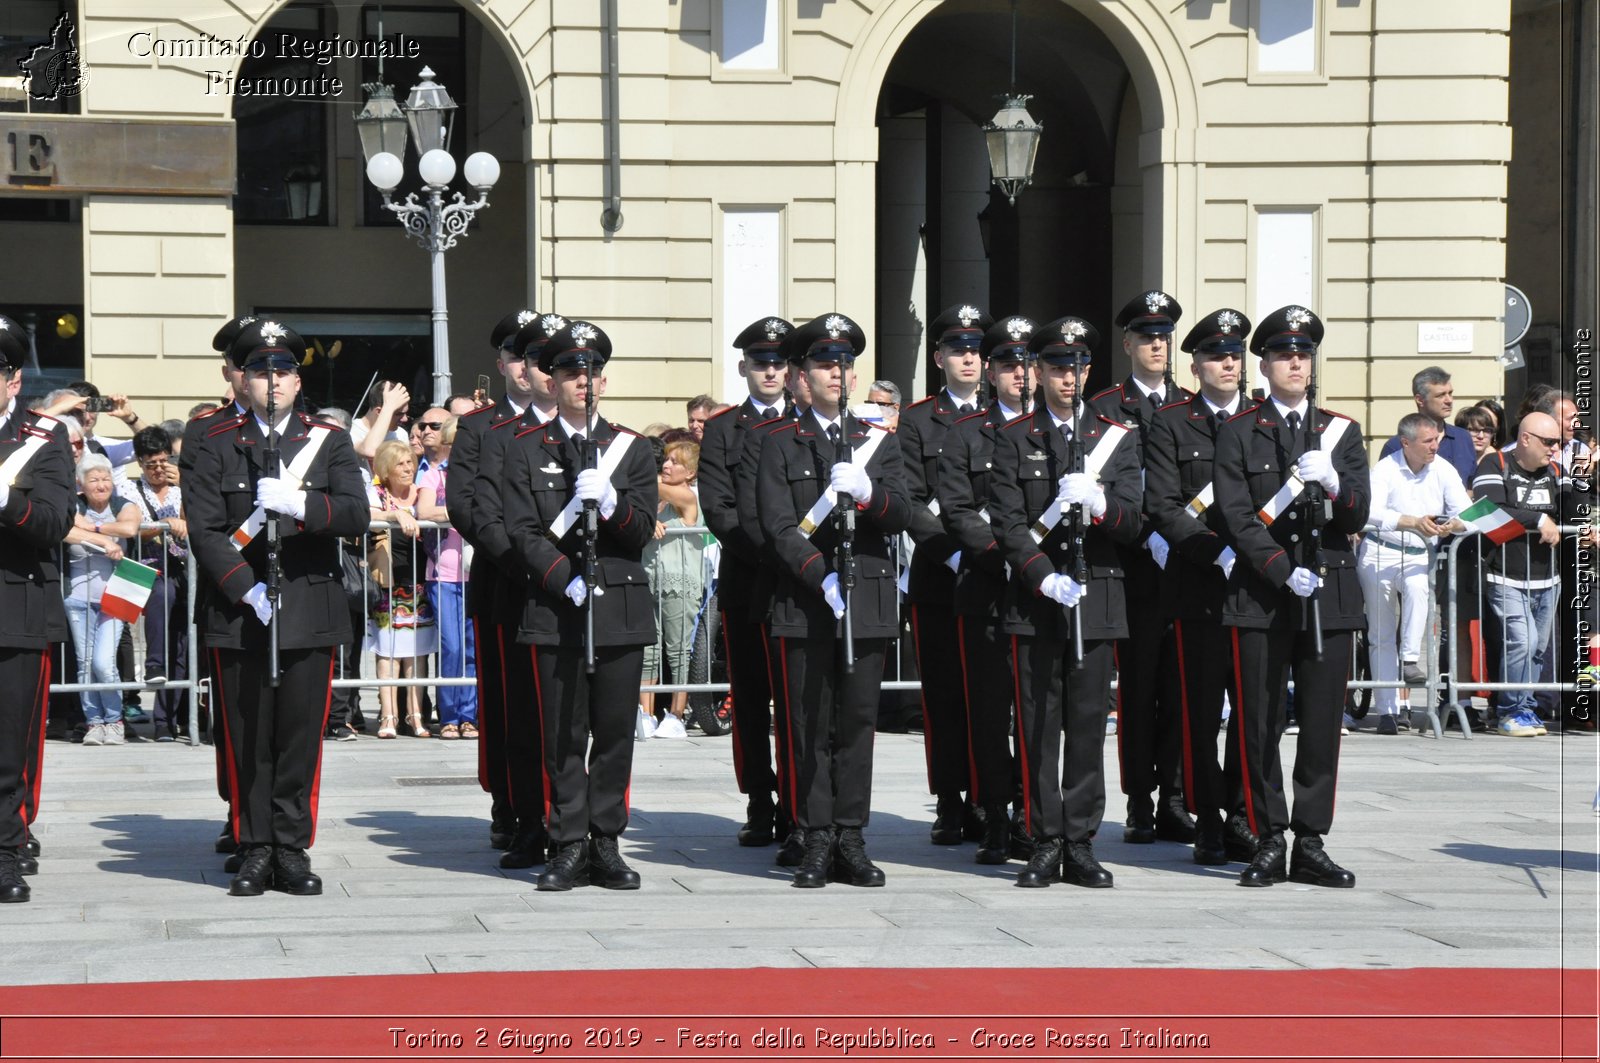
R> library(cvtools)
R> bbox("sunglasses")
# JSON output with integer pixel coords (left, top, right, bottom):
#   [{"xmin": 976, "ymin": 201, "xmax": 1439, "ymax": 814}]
[
  {"xmin": 1531, "ymin": 433, "xmax": 1561, "ymax": 448},
  {"xmin": 417, "ymin": 421, "xmax": 445, "ymax": 432}
]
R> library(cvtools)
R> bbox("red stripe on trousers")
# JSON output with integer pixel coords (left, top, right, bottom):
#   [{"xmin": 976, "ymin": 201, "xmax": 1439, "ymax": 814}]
[
  {"xmin": 777, "ymin": 636, "xmax": 799, "ymax": 819},
  {"xmin": 1010, "ymin": 635, "xmax": 1033, "ymax": 839},
  {"xmin": 1173, "ymin": 619, "xmax": 1197, "ymax": 815},
  {"xmin": 1229, "ymin": 627, "xmax": 1259, "ymax": 837},
  {"xmin": 306, "ymin": 653, "xmax": 336, "ymax": 847},
  {"xmin": 529, "ymin": 646, "xmax": 551, "ymax": 819},
  {"xmin": 956, "ymin": 615, "xmax": 981, "ymax": 802},
  {"xmin": 18, "ymin": 652, "xmax": 49, "ymax": 829},
  {"xmin": 472, "ymin": 617, "xmax": 489, "ymax": 791},
  {"xmin": 214, "ymin": 649, "xmax": 243, "ymax": 847}
]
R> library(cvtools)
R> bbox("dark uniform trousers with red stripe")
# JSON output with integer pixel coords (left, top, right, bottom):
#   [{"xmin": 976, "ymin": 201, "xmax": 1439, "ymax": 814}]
[
  {"xmin": 450, "ymin": 398, "xmax": 546, "ymax": 835},
  {"xmin": 756, "ymin": 410, "xmax": 911, "ymax": 832},
  {"xmin": 181, "ymin": 411, "xmax": 373, "ymax": 851},
  {"xmin": 500, "ymin": 415, "xmax": 658, "ymax": 846},
  {"xmin": 1213, "ymin": 401, "xmax": 1370, "ymax": 839},
  {"xmin": 1, "ymin": 410, "xmax": 74, "ymax": 851},
  {"xmin": 937, "ymin": 407, "xmax": 1020, "ymax": 810},
  {"xmin": 989, "ymin": 405, "xmax": 1143, "ymax": 843}
]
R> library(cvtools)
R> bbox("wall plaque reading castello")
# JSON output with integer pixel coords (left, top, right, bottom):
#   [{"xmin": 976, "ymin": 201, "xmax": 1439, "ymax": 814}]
[{"xmin": 0, "ymin": 116, "xmax": 234, "ymax": 197}]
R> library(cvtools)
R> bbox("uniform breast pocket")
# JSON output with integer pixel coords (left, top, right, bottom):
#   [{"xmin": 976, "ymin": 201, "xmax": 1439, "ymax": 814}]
[
  {"xmin": 222, "ymin": 477, "xmax": 255, "ymax": 522},
  {"xmin": 596, "ymin": 558, "xmax": 654, "ymax": 638},
  {"xmin": 788, "ymin": 464, "xmax": 819, "ymax": 508},
  {"xmin": 1180, "ymin": 443, "xmax": 1214, "ymax": 466},
  {"xmin": 1247, "ymin": 456, "xmax": 1283, "ymax": 497}
]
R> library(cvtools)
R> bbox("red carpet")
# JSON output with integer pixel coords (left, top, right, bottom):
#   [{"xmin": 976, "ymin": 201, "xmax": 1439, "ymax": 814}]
[{"xmin": 1, "ymin": 967, "xmax": 1595, "ymax": 1061}]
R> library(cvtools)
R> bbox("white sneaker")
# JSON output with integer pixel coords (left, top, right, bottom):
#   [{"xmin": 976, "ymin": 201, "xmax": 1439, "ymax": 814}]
[
  {"xmin": 655, "ymin": 714, "xmax": 688, "ymax": 740},
  {"xmin": 1341, "ymin": 713, "xmax": 1354, "ymax": 735},
  {"xmin": 82, "ymin": 723, "xmax": 106, "ymax": 746},
  {"xmin": 635, "ymin": 710, "xmax": 657, "ymax": 741},
  {"xmin": 103, "ymin": 720, "xmax": 126, "ymax": 745}
]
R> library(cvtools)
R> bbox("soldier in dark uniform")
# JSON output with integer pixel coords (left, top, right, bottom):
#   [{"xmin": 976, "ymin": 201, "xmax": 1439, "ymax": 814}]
[
  {"xmin": 736, "ymin": 365, "xmax": 809, "ymax": 867},
  {"xmin": 501, "ymin": 321, "xmax": 658, "ymax": 891},
  {"xmin": 1089, "ymin": 290, "xmax": 1196, "ymax": 846},
  {"xmin": 697, "ymin": 316, "xmax": 794, "ymax": 848},
  {"xmin": 0, "ymin": 313, "xmax": 74, "ymax": 903},
  {"xmin": 447, "ymin": 311, "xmax": 560, "ymax": 863},
  {"xmin": 992, "ymin": 315, "xmax": 1143, "ymax": 889},
  {"xmin": 936, "ymin": 317, "xmax": 1037, "ymax": 864},
  {"xmin": 1144, "ymin": 309, "xmax": 1258, "ymax": 866},
  {"xmin": 900, "ymin": 304, "xmax": 994, "ymax": 845},
  {"xmin": 1213, "ymin": 306, "xmax": 1369, "ymax": 888},
  {"xmin": 183, "ymin": 321, "xmax": 371, "ymax": 896},
  {"xmin": 757, "ymin": 313, "xmax": 911, "ymax": 888}
]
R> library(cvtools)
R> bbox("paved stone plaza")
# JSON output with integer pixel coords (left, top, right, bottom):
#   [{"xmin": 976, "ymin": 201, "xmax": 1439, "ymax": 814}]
[{"xmin": 3, "ymin": 719, "xmax": 1595, "ymax": 985}]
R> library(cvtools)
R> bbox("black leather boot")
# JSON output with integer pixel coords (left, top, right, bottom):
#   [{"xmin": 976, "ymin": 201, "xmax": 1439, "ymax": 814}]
[
  {"xmin": 536, "ymin": 840, "xmax": 590, "ymax": 891},
  {"xmin": 775, "ymin": 829, "xmax": 806, "ymax": 868},
  {"xmin": 214, "ymin": 821, "xmax": 236, "ymax": 854},
  {"xmin": 1289, "ymin": 834, "xmax": 1356, "ymax": 888},
  {"xmin": 489, "ymin": 812, "xmax": 517, "ymax": 852},
  {"xmin": 831, "ymin": 828, "xmax": 885, "ymax": 887},
  {"xmin": 15, "ymin": 847, "xmax": 38, "ymax": 876},
  {"xmin": 223, "ymin": 847, "xmax": 246, "ymax": 874},
  {"xmin": 792, "ymin": 827, "xmax": 834, "ymax": 888},
  {"xmin": 1192, "ymin": 812, "xmax": 1229, "ymax": 866},
  {"xmin": 272, "ymin": 846, "xmax": 323, "ymax": 896},
  {"xmin": 738, "ymin": 794, "xmax": 776, "ymax": 847},
  {"xmin": 0, "ymin": 851, "xmax": 29, "ymax": 903},
  {"xmin": 930, "ymin": 792, "xmax": 964, "ymax": 845},
  {"xmin": 1238, "ymin": 832, "xmax": 1287, "ymax": 887},
  {"xmin": 1008, "ymin": 809, "xmax": 1036, "ymax": 861},
  {"xmin": 1015, "ymin": 836, "xmax": 1063, "ymax": 888},
  {"xmin": 1223, "ymin": 814, "xmax": 1258, "ymax": 863},
  {"xmin": 589, "ymin": 836, "xmax": 642, "ymax": 890},
  {"xmin": 499, "ymin": 821, "xmax": 550, "ymax": 869},
  {"xmin": 1062, "ymin": 840, "xmax": 1114, "ymax": 888},
  {"xmin": 961, "ymin": 800, "xmax": 987, "ymax": 842},
  {"xmin": 25, "ymin": 829, "xmax": 40, "ymax": 858},
  {"xmin": 975, "ymin": 805, "xmax": 1011, "ymax": 865},
  {"xmin": 1155, "ymin": 794, "xmax": 1198, "ymax": 843},
  {"xmin": 228, "ymin": 846, "xmax": 274, "ymax": 896},
  {"xmin": 1123, "ymin": 795, "xmax": 1155, "ymax": 844}
]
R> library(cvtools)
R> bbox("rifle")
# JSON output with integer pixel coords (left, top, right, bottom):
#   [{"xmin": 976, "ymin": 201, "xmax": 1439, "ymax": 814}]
[
  {"xmin": 1066, "ymin": 380, "xmax": 1087, "ymax": 668},
  {"xmin": 581, "ymin": 355, "xmax": 599, "ymax": 676},
  {"xmin": 264, "ymin": 371, "xmax": 282, "ymax": 687},
  {"xmin": 1302, "ymin": 356, "xmax": 1328, "ymax": 661},
  {"xmin": 836, "ymin": 394, "xmax": 857, "ymax": 675}
]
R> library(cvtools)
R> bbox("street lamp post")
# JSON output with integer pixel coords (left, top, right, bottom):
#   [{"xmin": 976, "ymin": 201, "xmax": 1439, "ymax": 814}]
[{"xmin": 356, "ymin": 67, "xmax": 500, "ymax": 404}]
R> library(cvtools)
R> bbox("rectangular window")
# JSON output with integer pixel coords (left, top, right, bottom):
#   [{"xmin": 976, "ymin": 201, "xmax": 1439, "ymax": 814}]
[
  {"xmin": 0, "ymin": 1, "xmax": 82, "ymax": 116},
  {"xmin": 720, "ymin": 207, "xmax": 783, "ymax": 401},
  {"xmin": 1254, "ymin": 0, "xmax": 1317, "ymax": 75},
  {"xmin": 1253, "ymin": 208, "xmax": 1317, "ymax": 321},
  {"xmin": 718, "ymin": 0, "xmax": 781, "ymax": 73},
  {"xmin": 234, "ymin": 3, "xmax": 331, "ymax": 225}
]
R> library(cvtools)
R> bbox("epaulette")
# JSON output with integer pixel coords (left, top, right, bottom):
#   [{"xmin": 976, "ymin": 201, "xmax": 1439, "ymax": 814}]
[
  {"xmin": 28, "ymin": 410, "xmax": 62, "ymax": 429},
  {"xmin": 513, "ymin": 421, "xmax": 546, "ymax": 439},
  {"xmin": 953, "ymin": 408, "xmax": 988, "ymax": 426},
  {"xmin": 1318, "ymin": 408, "xmax": 1354, "ymax": 423},
  {"xmin": 189, "ymin": 405, "xmax": 227, "ymax": 423},
  {"xmin": 463, "ymin": 403, "xmax": 498, "ymax": 418},
  {"xmin": 300, "ymin": 413, "xmax": 343, "ymax": 431},
  {"xmin": 1095, "ymin": 413, "xmax": 1126, "ymax": 429},
  {"xmin": 903, "ymin": 395, "xmax": 935, "ymax": 412},
  {"xmin": 1088, "ymin": 384, "xmax": 1122, "ymax": 403},
  {"xmin": 769, "ymin": 421, "xmax": 799, "ymax": 436},
  {"xmin": 1158, "ymin": 396, "xmax": 1195, "ymax": 413},
  {"xmin": 707, "ymin": 405, "xmax": 739, "ymax": 423},
  {"xmin": 490, "ymin": 414, "xmax": 524, "ymax": 431},
  {"xmin": 1226, "ymin": 403, "xmax": 1262, "ymax": 424},
  {"xmin": 1001, "ymin": 411, "xmax": 1034, "ymax": 430},
  {"xmin": 21, "ymin": 422, "xmax": 54, "ymax": 441},
  {"xmin": 609, "ymin": 424, "xmax": 643, "ymax": 439},
  {"xmin": 206, "ymin": 413, "xmax": 249, "ymax": 437},
  {"xmin": 751, "ymin": 414, "xmax": 786, "ymax": 431}
]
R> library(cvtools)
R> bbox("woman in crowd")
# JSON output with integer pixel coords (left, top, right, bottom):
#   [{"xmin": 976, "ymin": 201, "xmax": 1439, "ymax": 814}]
[
  {"xmin": 367, "ymin": 439, "xmax": 439, "ymax": 739},
  {"xmin": 415, "ymin": 416, "xmax": 477, "ymax": 740},
  {"xmin": 1456, "ymin": 405, "xmax": 1499, "ymax": 476},
  {"xmin": 63, "ymin": 453, "xmax": 141, "ymax": 746},
  {"xmin": 126, "ymin": 425, "xmax": 190, "ymax": 741},
  {"xmin": 638, "ymin": 433, "xmax": 705, "ymax": 739}
]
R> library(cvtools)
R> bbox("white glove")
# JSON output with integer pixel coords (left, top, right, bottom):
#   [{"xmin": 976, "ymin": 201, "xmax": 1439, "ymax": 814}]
[
  {"xmin": 0, "ymin": 482, "xmax": 9, "ymax": 510},
  {"xmin": 564, "ymin": 575, "xmax": 588, "ymax": 606},
  {"xmin": 1145, "ymin": 530, "xmax": 1170, "ymax": 570},
  {"xmin": 1286, "ymin": 566, "xmax": 1322, "ymax": 598},
  {"xmin": 1058, "ymin": 472, "xmax": 1107, "ymax": 518},
  {"xmin": 1039, "ymin": 572, "xmax": 1087, "ymax": 608},
  {"xmin": 1296, "ymin": 451, "xmax": 1339, "ymax": 495},
  {"xmin": 1214, "ymin": 545, "xmax": 1237, "ymax": 579},
  {"xmin": 821, "ymin": 571, "xmax": 846, "ymax": 619},
  {"xmin": 830, "ymin": 462, "xmax": 873, "ymax": 503},
  {"xmin": 255, "ymin": 476, "xmax": 307, "ymax": 521},
  {"xmin": 944, "ymin": 550, "xmax": 962, "ymax": 574},
  {"xmin": 575, "ymin": 468, "xmax": 619, "ymax": 520},
  {"xmin": 241, "ymin": 582, "xmax": 273, "ymax": 626}
]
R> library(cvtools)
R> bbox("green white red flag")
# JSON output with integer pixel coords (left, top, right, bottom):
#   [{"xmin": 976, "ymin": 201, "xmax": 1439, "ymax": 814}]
[
  {"xmin": 1458, "ymin": 497, "xmax": 1524, "ymax": 545},
  {"xmin": 100, "ymin": 558, "xmax": 159, "ymax": 622}
]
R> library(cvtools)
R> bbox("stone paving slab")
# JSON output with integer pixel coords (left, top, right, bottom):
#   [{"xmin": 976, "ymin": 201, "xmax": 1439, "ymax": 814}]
[{"xmin": 1, "ymin": 723, "xmax": 1595, "ymax": 983}]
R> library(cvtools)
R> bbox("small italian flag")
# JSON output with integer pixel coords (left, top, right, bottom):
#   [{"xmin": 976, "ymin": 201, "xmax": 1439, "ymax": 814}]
[
  {"xmin": 100, "ymin": 559, "xmax": 159, "ymax": 622},
  {"xmin": 1459, "ymin": 496, "xmax": 1525, "ymax": 545}
]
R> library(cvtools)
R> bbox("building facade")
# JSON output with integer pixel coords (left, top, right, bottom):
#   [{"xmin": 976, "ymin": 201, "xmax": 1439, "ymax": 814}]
[{"xmin": 0, "ymin": 0, "xmax": 1526, "ymax": 438}]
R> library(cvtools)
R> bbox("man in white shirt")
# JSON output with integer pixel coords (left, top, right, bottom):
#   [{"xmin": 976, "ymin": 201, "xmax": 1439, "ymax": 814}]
[{"xmin": 1358, "ymin": 413, "xmax": 1469, "ymax": 733}]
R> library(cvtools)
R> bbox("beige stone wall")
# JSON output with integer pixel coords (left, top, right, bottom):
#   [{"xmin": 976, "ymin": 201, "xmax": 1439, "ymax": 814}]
[{"xmin": 58, "ymin": 0, "xmax": 1513, "ymax": 437}]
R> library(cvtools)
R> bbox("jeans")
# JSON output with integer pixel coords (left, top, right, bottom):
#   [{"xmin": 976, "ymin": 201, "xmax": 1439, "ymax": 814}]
[
  {"xmin": 144, "ymin": 572, "xmax": 189, "ymax": 735},
  {"xmin": 429, "ymin": 580, "xmax": 477, "ymax": 726},
  {"xmin": 64, "ymin": 594, "xmax": 126, "ymax": 726},
  {"xmin": 1485, "ymin": 581, "xmax": 1557, "ymax": 718}
]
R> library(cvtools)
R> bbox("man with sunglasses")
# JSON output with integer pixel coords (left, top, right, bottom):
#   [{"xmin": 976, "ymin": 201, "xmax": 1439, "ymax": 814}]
[{"xmin": 1472, "ymin": 411, "xmax": 1592, "ymax": 736}]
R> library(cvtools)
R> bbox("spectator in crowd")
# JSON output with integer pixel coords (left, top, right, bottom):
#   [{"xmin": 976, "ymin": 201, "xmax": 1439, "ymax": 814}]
[
  {"xmin": 1358, "ymin": 414, "xmax": 1470, "ymax": 734},
  {"xmin": 62, "ymin": 454, "xmax": 141, "ymax": 746},
  {"xmin": 367, "ymin": 439, "xmax": 439, "ymax": 739},
  {"xmin": 408, "ymin": 421, "xmax": 425, "ymax": 458},
  {"xmin": 641, "ymin": 422, "xmax": 672, "ymax": 438},
  {"xmin": 1473, "ymin": 411, "xmax": 1591, "ymax": 736},
  {"xmin": 351, "ymin": 380, "xmax": 411, "ymax": 463},
  {"xmin": 443, "ymin": 394, "xmax": 478, "ymax": 418},
  {"xmin": 639, "ymin": 436, "xmax": 705, "ymax": 739},
  {"xmin": 866, "ymin": 380, "xmax": 902, "ymax": 433},
  {"xmin": 39, "ymin": 383, "xmax": 150, "ymax": 471},
  {"xmin": 315, "ymin": 407, "xmax": 367, "ymax": 741},
  {"xmin": 413, "ymin": 407, "xmax": 450, "ymax": 476},
  {"xmin": 1455, "ymin": 405, "xmax": 1499, "ymax": 473},
  {"xmin": 1379, "ymin": 367, "xmax": 1477, "ymax": 485},
  {"xmin": 1472, "ymin": 398, "xmax": 1508, "ymax": 450},
  {"xmin": 126, "ymin": 425, "xmax": 190, "ymax": 741},
  {"xmin": 416, "ymin": 415, "xmax": 478, "ymax": 740},
  {"xmin": 686, "ymin": 394, "xmax": 717, "ymax": 441}
]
